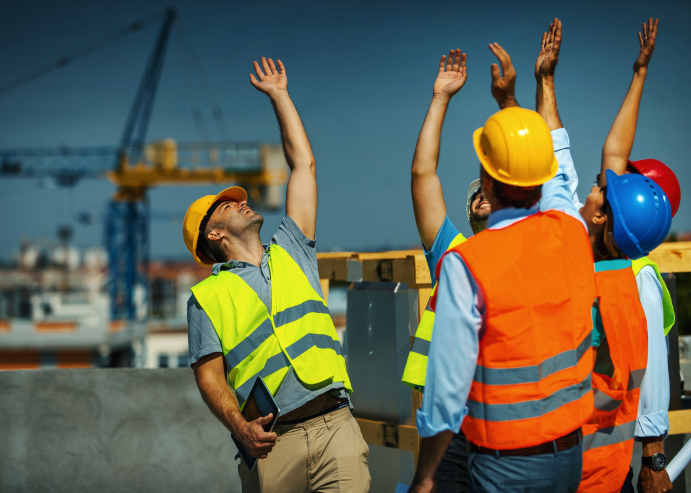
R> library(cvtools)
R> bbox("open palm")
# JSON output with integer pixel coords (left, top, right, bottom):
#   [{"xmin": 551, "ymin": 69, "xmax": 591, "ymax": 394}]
[
  {"xmin": 634, "ymin": 18, "xmax": 658, "ymax": 72},
  {"xmin": 433, "ymin": 49, "xmax": 467, "ymax": 99},
  {"xmin": 249, "ymin": 57, "xmax": 288, "ymax": 96},
  {"xmin": 535, "ymin": 18, "xmax": 561, "ymax": 78}
]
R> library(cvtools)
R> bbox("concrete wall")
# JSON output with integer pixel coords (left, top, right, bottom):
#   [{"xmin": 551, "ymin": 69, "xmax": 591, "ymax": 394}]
[{"xmin": 0, "ymin": 369, "xmax": 241, "ymax": 493}]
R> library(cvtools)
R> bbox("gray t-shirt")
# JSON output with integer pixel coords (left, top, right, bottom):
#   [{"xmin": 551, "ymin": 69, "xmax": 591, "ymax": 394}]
[{"xmin": 187, "ymin": 214, "xmax": 349, "ymax": 415}]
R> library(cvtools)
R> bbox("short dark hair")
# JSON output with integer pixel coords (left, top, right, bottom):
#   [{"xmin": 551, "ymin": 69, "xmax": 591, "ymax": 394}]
[
  {"xmin": 197, "ymin": 202, "xmax": 226, "ymax": 263},
  {"xmin": 481, "ymin": 166, "xmax": 542, "ymax": 210}
]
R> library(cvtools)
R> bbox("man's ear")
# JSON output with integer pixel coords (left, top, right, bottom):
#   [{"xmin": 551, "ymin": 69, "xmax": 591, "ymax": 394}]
[
  {"xmin": 591, "ymin": 210, "xmax": 607, "ymax": 226},
  {"xmin": 207, "ymin": 228, "xmax": 225, "ymax": 242}
]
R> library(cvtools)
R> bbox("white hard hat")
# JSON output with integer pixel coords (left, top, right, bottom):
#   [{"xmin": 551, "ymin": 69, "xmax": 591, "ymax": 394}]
[{"xmin": 466, "ymin": 178, "xmax": 482, "ymax": 223}]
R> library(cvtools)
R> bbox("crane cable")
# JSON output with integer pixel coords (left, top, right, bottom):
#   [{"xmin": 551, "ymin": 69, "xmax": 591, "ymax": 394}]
[
  {"xmin": 173, "ymin": 22, "xmax": 210, "ymax": 142},
  {"xmin": 175, "ymin": 19, "xmax": 231, "ymax": 140},
  {"xmin": 0, "ymin": 9, "xmax": 168, "ymax": 96}
]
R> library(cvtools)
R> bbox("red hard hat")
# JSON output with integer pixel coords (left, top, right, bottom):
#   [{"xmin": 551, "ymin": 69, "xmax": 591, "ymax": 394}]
[{"xmin": 628, "ymin": 159, "xmax": 681, "ymax": 217}]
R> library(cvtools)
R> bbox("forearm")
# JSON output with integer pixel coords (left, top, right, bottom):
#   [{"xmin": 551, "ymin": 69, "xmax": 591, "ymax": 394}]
[
  {"xmin": 412, "ymin": 96, "xmax": 449, "ymax": 177},
  {"xmin": 600, "ymin": 70, "xmax": 647, "ymax": 181},
  {"xmin": 642, "ymin": 436, "xmax": 665, "ymax": 456},
  {"xmin": 197, "ymin": 376, "xmax": 244, "ymax": 434},
  {"xmin": 536, "ymin": 76, "xmax": 562, "ymax": 131},
  {"xmin": 411, "ymin": 97, "xmax": 450, "ymax": 249},
  {"xmin": 270, "ymin": 90, "xmax": 315, "ymax": 171},
  {"xmin": 496, "ymin": 95, "xmax": 519, "ymax": 109},
  {"xmin": 410, "ymin": 431, "xmax": 454, "ymax": 490}
]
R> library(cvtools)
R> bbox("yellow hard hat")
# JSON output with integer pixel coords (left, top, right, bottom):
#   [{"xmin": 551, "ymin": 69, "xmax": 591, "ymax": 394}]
[
  {"xmin": 182, "ymin": 186, "xmax": 248, "ymax": 267},
  {"xmin": 473, "ymin": 107, "xmax": 558, "ymax": 187}
]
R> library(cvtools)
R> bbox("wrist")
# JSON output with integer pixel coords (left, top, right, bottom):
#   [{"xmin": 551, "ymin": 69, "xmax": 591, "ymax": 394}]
[
  {"xmin": 431, "ymin": 94, "xmax": 451, "ymax": 105},
  {"xmin": 633, "ymin": 67, "xmax": 648, "ymax": 78},
  {"xmin": 498, "ymin": 95, "xmax": 519, "ymax": 109},
  {"xmin": 228, "ymin": 410, "xmax": 247, "ymax": 433},
  {"xmin": 269, "ymin": 88, "xmax": 290, "ymax": 102},
  {"xmin": 537, "ymin": 74, "xmax": 555, "ymax": 85}
]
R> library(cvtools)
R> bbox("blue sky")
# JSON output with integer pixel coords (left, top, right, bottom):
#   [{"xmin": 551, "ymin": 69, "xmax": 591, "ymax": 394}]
[{"xmin": 0, "ymin": 0, "xmax": 689, "ymax": 260}]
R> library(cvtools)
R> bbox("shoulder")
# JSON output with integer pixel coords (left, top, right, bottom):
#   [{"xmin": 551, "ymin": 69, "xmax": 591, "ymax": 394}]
[{"xmin": 273, "ymin": 214, "xmax": 316, "ymax": 249}]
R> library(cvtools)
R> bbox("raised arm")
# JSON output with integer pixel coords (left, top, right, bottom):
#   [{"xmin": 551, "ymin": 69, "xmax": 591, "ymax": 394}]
[
  {"xmin": 535, "ymin": 18, "xmax": 563, "ymax": 131},
  {"xmin": 600, "ymin": 18, "xmax": 658, "ymax": 186},
  {"xmin": 250, "ymin": 57, "xmax": 317, "ymax": 239},
  {"xmin": 489, "ymin": 43, "xmax": 519, "ymax": 109},
  {"xmin": 412, "ymin": 49, "xmax": 468, "ymax": 250}
]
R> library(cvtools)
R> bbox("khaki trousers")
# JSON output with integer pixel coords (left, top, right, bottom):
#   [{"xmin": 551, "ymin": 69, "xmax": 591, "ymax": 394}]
[{"xmin": 239, "ymin": 406, "xmax": 370, "ymax": 493}]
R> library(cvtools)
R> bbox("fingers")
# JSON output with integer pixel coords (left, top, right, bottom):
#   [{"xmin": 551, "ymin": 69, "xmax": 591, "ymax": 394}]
[
  {"xmin": 490, "ymin": 63, "xmax": 500, "ymax": 81},
  {"xmin": 253, "ymin": 60, "xmax": 266, "ymax": 79},
  {"xmin": 489, "ymin": 42, "xmax": 512, "ymax": 74},
  {"xmin": 276, "ymin": 59, "xmax": 286, "ymax": 75},
  {"xmin": 651, "ymin": 18, "xmax": 658, "ymax": 40},
  {"xmin": 541, "ymin": 32, "xmax": 547, "ymax": 50},
  {"xmin": 249, "ymin": 74, "xmax": 259, "ymax": 86},
  {"xmin": 638, "ymin": 31, "xmax": 644, "ymax": 49},
  {"xmin": 438, "ymin": 54, "xmax": 446, "ymax": 73},
  {"xmin": 548, "ymin": 21, "xmax": 555, "ymax": 46},
  {"xmin": 452, "ymin": 49, "xmax": 461, "ymax": 71},
  {"xmin": 260, "ymin": 57, "xmax": 272, "ymax": 76},
  {"xmin": 446, "ymin": 49, "xmax": 454, "ymax": 71},
  {"xmin": 257, "ymin": 413, "xmax": 274, "ymax": 426},
  {"xmin": 460, "ymin": 52, "xmax": 466, "ymax": 69},
  {"xmin": 267, "ymin": 58, "xmax": 279, "ymax": 75},
  {"xmin": 554, "ymin": 19, "xmax": 562, "ymax": 48}
]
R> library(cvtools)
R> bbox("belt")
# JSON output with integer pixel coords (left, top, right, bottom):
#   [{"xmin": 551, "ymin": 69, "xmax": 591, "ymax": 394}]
[
  {"xmin": 469, "ymin": 429, "xmax": 581, "ymax": 457},
  {"xmin": 276, "ymin": 400, "xmax": 349, "ymax": 425}
]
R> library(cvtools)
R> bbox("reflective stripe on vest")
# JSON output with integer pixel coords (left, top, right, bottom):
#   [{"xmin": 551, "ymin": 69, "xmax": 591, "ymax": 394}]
[
  {"xmin": 578, "ymin": 259, "xmax": 648, "ymax": 493},
  {"xmin": 191, "ymin": 245, "xmax": 352, "ymax": 409},
  {"xmin": 632, "ymin": 257, "xmax": 675, "ymax": 336},
  {"xmin": 401, "ymin": 233, "xmax": 466, "ymax": 392},
  {"xmin": 432, "ymin": 210, "xmax": 596, "ymax": 450}
]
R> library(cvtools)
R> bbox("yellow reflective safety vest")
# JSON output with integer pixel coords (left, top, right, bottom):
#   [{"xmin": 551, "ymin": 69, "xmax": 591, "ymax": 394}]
[
  {"xmin": 191, "ymin": 245, "xmax": 352, "ymax": 409},
  {"xmin": 632, "ymin": 257, "xmax": 675, "ymax": 336},
  {"xmin": 402, "ymin": 233, "xmax": 467, "ymax": 391}
]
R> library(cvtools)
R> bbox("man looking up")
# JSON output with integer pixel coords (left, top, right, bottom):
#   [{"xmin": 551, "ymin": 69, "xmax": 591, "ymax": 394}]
[
  {"xmin": 403, "ymin": 49, "xmax": 488, "ymax": 493},
  {"xmin": 182, "ymin": 57, "xmax": 370, "ymax": 493},
  {"xmin": 409, "ymin": 43, "xmax": 596, "ymax": 493}
]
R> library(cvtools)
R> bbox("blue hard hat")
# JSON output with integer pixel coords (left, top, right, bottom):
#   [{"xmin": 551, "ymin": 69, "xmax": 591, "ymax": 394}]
[{"xmin": 605, "ymin": 169, "xmax": 673, "ymax": 260}]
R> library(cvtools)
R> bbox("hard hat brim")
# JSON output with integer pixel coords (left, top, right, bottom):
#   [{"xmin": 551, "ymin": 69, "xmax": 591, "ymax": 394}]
[
  {"xmin": 188, "ymin": 186, "xmax": 248, "ymax": 267},
  {"xmin": 473, "ymin": 127, "xmax": 558, "ymax": 187}
]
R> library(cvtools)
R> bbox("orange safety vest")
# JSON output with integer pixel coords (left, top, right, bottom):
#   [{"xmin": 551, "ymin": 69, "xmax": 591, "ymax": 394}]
[
  {"xmin": 578, "ymin": 259, "xmax": 648, "ymax": 493},
  {"xmin": 432, "ymin": 210, "xmax": 596, "ymax": 450}
]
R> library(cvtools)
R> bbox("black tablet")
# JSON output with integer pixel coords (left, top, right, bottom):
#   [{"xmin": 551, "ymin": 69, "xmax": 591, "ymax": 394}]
[{"xmin": 232, "ymin": 377, "xmax": 281, "ymax": 471}]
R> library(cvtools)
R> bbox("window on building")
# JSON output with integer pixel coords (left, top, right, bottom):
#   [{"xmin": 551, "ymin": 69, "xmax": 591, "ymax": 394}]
[
  {"xmin": 177, "ymin": 354, "xmax": 189, "ymax": 368},
  {"xmin": 158, "ymin": 354, "xmax": 169, "ymax": 368}
]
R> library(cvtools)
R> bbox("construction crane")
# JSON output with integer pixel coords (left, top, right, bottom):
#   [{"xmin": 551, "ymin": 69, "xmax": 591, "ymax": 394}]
[{"xmin": 0, "ymin": 8, "xmax": 288, "ymax": 321}]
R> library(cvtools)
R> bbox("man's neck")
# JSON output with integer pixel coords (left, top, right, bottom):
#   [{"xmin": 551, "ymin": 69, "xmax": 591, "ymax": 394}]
[{"xmin": 223, "ymin": 233, "xmax": 265, "ymax": 267}]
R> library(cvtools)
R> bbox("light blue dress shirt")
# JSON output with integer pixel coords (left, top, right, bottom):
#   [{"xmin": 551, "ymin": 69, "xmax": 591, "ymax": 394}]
[
  {"xmin": 416, "ymin": 127, "xmax": 670, "ymax": 439},
  {"xmin": 416, "ymin": 128, "xmax": 586, "ymax": 437},
  {"xmin": 634, "ymin": 266, "xmax": 670, "ymax": 439}
]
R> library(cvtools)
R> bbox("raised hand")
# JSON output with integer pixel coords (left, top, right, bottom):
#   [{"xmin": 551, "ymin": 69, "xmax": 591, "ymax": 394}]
[
  {"xmin": 489, "ymin": 43, "xmax": 518, "ymax": 109},
  {"xmin": 249, "ymin": 57, "xmax": 288, "ymax": 97},
  {"xmin": 634, "ymin": 18, "xmax": 658, "ymax": 73},
  {"xmin": 535, "ymin": 18, "xmax": 562, "ymax": 79},
  {"xmin": 433, "ymin": 49, "xmax": 467, "ymax": 101}
]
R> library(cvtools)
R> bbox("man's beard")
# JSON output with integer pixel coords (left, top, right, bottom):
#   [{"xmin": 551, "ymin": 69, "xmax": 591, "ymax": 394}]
[{"xmin": 470, "ymin": 210, "xmax": 490, "ymax": 234}]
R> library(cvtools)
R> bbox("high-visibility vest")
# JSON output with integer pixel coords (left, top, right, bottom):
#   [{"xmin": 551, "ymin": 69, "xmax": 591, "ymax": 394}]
[
  {"xmin": 432, "ymin": 210, "xmax": 596, "ymax": 450},
  {"xmin": 402, "ymin": 233, "xmax": 466, "ymax": 392},
  {"xmin": 191, "ymin": 245, "xmax": 351, "ymax": 409},
  {"xmin": 578, "ymin": 259, "xmax": 648, "ymax": 493},
  {"xmin": 632, "ymin": 257, "xmax": 675, "ymax": 336}
]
